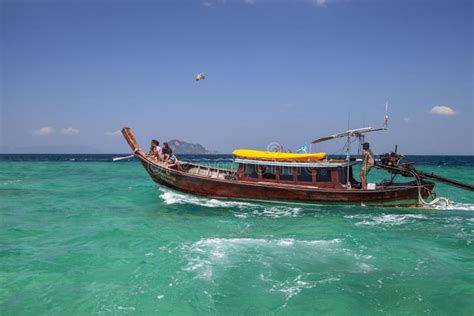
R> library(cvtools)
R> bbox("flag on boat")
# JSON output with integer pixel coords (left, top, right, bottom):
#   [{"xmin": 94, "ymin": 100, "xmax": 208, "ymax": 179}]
[
  {"xmin": 384, "ymin": 114, "xmax": 389, "ymax": 126},
  {"xmin": 297, "ymin": 143, "xmax": 309, "ymax": 154}
]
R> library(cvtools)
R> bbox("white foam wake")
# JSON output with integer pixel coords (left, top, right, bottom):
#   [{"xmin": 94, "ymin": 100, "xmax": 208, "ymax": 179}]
[
  {"xmin": 182, "ymin": 237, "xmax": 342, "ymax": 279},
  {"xmin": 238, "ymin": 206, "xmax": 302, "ymax": 218},
  {"xmin": 432, "ymin": 203, "xmax": 474, "ymax": 211},
  {"xmin": 190, "ymin": 237, "xmax": 342, "ymax": 249},
  {"xmin": 272, "ymin": 275, "xmax": 340, "ymax": 303},
  {"xmin": 159, "ymin": 187, "xmax": 302, "ymax": 218},
  {"xmin": 160, "ymin": 188, "xmax": 254, "ymax": 208},
  {"xmin": 0, "ymin": 179, "xmax": 22, "ymax": 186},
  {"xmin": 345, "ymin": 214, "xmax": 427, "ymax": 226}
]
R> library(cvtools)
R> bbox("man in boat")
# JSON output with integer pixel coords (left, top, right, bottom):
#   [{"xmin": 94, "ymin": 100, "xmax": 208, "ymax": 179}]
[
  {"xmin": 162, "ymin": 142, "xmax": 173, "ymax": 163},
  {"xmin": 148, "ymin": 140, "xmax": 163, "ymax": 161},
  {"xmin": 360, "ymin": 142, "xmax": 375, "ymax": 190}
]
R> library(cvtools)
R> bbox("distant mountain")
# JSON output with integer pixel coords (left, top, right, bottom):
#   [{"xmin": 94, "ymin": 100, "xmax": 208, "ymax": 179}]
[
  {"xmin": 0, "ymin": 141, "xmax": 217, "ymax": 154},
  {"xmin": 167, "ymin": 139, "xmax": 216, "ymax": 154}
]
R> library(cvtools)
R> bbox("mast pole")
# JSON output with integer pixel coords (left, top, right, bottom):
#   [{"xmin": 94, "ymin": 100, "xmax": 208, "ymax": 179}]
[
  {"xmin": 346, "ymin": 112, "xmax": 351, "ymax": 189},
  {"xmin": 346, "ymin": 134, "xmax": 351, "ymax": 189}
]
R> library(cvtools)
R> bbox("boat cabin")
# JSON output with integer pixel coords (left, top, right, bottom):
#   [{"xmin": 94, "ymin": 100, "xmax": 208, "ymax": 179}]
[{"xmin": 235, "ymin": 158, "xmax": 357, "ymax": 189}]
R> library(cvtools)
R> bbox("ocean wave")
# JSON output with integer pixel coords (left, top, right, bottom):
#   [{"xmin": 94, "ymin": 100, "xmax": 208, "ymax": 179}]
[
  {"xmin": 160, "ymin": 188, "xmax": 254, "ymax": 208},
  {"xmin": 182, "ymin": 237, "xmax": 342, "ymax": 279},
  {"xmin": 159, "ymin": 187, "xmax": 302, "ymax": 218},
  {"xmin": 271, "ymin": 275, "xmax": 340, "ymax": 303},
  {"xmin": 180, "ymin": 237, "xmax": 371, "ymax": 304},
  {"xmin": 189, "ymin": 237, "xmax": 342, "ymax": 250},
  {"xmin": 116, "ymin": 306, "xmax": 136, "ymax": 312},
  {"xmin": 345, "ymin": 214, "xmax": 427, "ymax": 226},
  {"xmin": 237, "ymin": 206, "xmax": 302, "ymax": 218},
  {"xmin": 0, "ymin": 179, "xmax": 22, "ymax": 186},
  {"xmin": 431, "ymin": 203, "xmax": 474, "ymax": 211}
]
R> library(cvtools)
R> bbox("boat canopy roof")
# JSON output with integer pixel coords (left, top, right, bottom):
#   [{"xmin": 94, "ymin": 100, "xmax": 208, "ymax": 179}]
[
  {"xmin": 235, "ymin": 158, "xmax": 355, "ymax": 168},
  {"xmin": 311, "ymin": 126, "xmax": 386, "ymax": 144}
]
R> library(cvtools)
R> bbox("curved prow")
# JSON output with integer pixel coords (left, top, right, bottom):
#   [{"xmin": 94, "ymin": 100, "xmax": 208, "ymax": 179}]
[{"xmin": 121, "ymin": 127, "xmax": 140, "ymax": 152}]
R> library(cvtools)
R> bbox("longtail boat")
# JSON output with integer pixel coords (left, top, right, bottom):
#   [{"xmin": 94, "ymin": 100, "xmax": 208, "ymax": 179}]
[{"xmin": 119, "ymin": 127, "xmax": 474, "ymax": 207}]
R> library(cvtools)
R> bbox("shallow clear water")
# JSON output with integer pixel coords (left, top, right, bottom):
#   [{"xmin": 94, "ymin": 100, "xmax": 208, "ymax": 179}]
[{"xmin": 1, "ymin": 155, "xmax": 473, "ymax": 315}]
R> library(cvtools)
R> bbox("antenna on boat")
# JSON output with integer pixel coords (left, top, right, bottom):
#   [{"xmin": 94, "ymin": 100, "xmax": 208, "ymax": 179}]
[{"xmin": 346, "ymin": 110, "xmax": 351, "ymax": 188}]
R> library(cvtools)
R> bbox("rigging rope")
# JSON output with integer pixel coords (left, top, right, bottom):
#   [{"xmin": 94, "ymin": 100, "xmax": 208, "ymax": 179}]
[{"xmin": 407, "ymin": 167, "xmax": 450, "ymax": 208}]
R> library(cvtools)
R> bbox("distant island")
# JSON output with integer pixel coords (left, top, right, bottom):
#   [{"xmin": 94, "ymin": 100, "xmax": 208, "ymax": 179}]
[
  {"xmin": 0, "ymin": 140, "xmax": 219, "ymax": 154},
  {"xmin": 168, "ymin": 139, "xmax": 218, "ymax": 154},
  {"xmin": 0, "ymin": 138, "xmax": 219, "ymax": 154}
]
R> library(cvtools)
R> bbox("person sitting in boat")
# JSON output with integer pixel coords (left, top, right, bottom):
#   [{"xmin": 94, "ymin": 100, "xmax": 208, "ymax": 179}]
[
  {"xmin": 148, "ymin": 139, "xmax": 163, "ymax": 160},
  {"xmin": 148, "ymin": 140, "xmax": 157, "ymax": 156},
  {"xmin": 162, "ymin": 142, "xmax": 173, "ymax": 163},
  {"xmin": 360, "ymin": 142, "xmax": 375, "ymax": 190},
  {"xmin": 169, "ymin": 153, "xmax": 177, "ymax": 163}
]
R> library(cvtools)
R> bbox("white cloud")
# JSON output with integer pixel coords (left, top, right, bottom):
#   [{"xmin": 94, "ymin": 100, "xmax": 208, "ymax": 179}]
[
  {"xmin": 31, "ymin": 127, "xmax": 54, "ymax": 136},
  {"xmin": 403, "ymin": 117, "xmax": 411, "ymax": 123},
  {"xmin": 60, "ymin": 127, "xmax": 80, "ymax": 135},
  {"xmin": 204, "ymin": 0, "xmax": 328, "ymax": 9},
  {"xmin": 202, "ymin": 1, "xmax": 215, "ymax": 8},
  {"xmin": 105, "ymin": 130, "xmax": 122, "ymax": 136},
  {"xmin": 429, "ymin": 105, "xmax": 458, "ymax": 116},
  {"xmin": 308, "ymin": 0, "xmax": 329, "ymax": 7}
]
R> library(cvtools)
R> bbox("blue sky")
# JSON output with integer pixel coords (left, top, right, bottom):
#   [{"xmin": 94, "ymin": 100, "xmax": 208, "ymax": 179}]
[{"xmin": 1, "ymin": 0, "xmax": 472, "ymax": 154}]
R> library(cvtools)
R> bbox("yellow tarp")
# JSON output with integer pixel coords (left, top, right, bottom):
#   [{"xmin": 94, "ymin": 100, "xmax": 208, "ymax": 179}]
[{"xmin": 232, "ymin": 149, "xmax": 326, "ymax": 161}]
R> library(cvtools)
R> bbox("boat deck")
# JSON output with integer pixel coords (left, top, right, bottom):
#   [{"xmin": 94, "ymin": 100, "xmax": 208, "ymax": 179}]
[
  {"xmin": 145, "ymin": 156, "xmax": 427, "ymax": 191},
  {"xmin": 148, "ymin": 157, "xmax": 233, "ymax": 180}
]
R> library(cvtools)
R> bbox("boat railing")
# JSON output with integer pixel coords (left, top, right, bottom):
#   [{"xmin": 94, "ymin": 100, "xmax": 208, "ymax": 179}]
[
  {"xmin": 234, "ymin": 158, "xmax": 355, "ymax": 168},
  {"xmin": 177, "ymin": 161, "xmax": 238, "ymax": 180}
]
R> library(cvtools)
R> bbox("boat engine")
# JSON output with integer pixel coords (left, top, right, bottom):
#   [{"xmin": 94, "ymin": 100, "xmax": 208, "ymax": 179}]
[
  {"xmin": 376, "ymin": 151, "xmax": 474, "ymax": 192},
  {"xmin": 379, "ymin": 151, "xmax": 403, "ymax": 168}
]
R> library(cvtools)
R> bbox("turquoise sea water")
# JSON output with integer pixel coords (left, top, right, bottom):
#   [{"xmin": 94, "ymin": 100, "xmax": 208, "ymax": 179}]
[{"xmin": 1, "ymin": 155, "xmax": 473, "ymax": 315}]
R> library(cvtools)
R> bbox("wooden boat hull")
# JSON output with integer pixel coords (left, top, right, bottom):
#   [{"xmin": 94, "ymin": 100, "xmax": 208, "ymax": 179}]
[
  {"xmin": 136, "ymin": 152, "xmax": 433, "ymax": 206},
  {"xmin": 120, "ymin": 127, "xmax": 434, "ymax": 206}
]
